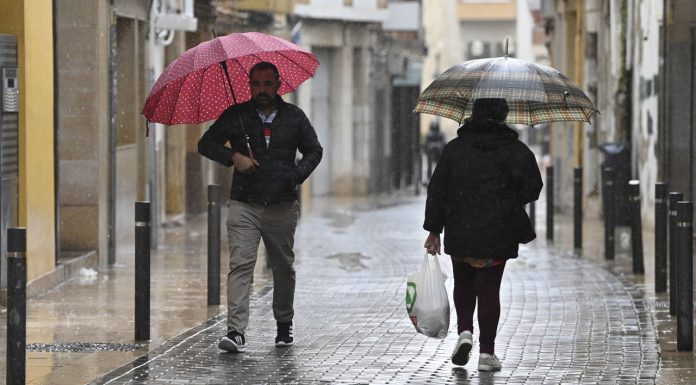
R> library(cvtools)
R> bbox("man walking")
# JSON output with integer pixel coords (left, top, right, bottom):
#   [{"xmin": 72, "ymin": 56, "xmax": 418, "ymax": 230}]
[{"xmin": 198, "ymin": 61, "xmax": 323, "ymax": 353}]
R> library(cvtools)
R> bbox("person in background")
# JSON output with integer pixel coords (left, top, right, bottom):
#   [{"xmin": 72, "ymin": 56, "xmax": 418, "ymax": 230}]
[
  {"xmin": 425, "ymin": 120, "xmax": 447, "ymax": 181},
  {"xmin": 198, "ymin": 61, "xmax": 323, "ymax": 353},
  {"xmin": 423, "ymin": 98, "xmax": 542, "ymax": 371}
]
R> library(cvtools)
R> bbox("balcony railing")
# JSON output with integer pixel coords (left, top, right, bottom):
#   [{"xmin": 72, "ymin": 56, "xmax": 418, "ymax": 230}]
[{"xmin": 234, "ymin": 0, "xmax": 296, "ymax": 14}]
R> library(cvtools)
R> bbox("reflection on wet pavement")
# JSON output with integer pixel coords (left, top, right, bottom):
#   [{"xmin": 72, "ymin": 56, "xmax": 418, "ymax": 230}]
[
  {"xmin": 1, "ymin": 194, "xmax": 695, "ymax": 384},
  {"xmin": 325, "ymin": 252, "xmax": 370, "ymax": 271},
  {"xmin": 86, "ymin": 197, "xmax": 662, "ymax": 384},
  {"xmin": 0, "ymin": 214, "xmax": 272, "ymax": 385}
]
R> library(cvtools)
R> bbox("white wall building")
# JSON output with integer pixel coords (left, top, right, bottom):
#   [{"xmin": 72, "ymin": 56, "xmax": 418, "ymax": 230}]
[
  {"xmin": 631, "ymin": 0, "xmax": 663, "ymax": 227},
  {"xmin": 420, "ymin": 0, "xmax": 463, "ymax": 140},
  {"xmin": 294, "ymin": 0, "xmax": 423, "ymax": 195},
  {"xmin": 293, "ymin": 0, "xmax": 389, "ymax": 196}
]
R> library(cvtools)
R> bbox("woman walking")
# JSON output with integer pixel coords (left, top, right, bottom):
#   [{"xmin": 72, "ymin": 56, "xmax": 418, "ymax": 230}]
[{"xmin": 423, "ymin": 98, "xmax": 543, "ymax": 371}]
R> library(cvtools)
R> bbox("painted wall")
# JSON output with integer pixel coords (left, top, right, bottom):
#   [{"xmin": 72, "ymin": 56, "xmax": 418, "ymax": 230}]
[
  {"xmin": 0, "ymin": 0, "xmax": 56, "ymax": 281},
  {"xmin": 421, "ymin": 0, "xmax": 463, "ymax": 140},
  {"xmin": 516, "ymin": 0, "xmax": 534, "ymax": 61},
  {"xmin": 632, "ymin": 0, "xmax": 662, "ymax": 227},
  {"xmin": 56, "ymin": 0, "xmax": 111, "ymax": 265}
]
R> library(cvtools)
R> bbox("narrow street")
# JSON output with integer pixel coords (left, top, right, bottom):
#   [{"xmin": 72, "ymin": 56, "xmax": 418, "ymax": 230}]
[
  {"xmin": 75, "ymin": 196, "xmax": 660, "ymax": 384},
  {"xmin": 4, "ymin": 1, "xmax": 696, "ymax": 384}
]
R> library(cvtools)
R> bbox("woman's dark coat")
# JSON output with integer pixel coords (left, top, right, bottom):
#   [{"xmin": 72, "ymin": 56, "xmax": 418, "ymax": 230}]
[{"xmin": 423, "ymin": 119, "xmax": 543, "ymax": 259}]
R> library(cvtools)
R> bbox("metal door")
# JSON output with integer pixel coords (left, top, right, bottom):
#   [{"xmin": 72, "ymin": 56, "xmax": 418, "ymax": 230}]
[{"xmin": 0, "ymin": 34, "xmax": 19, "ymax": 289}]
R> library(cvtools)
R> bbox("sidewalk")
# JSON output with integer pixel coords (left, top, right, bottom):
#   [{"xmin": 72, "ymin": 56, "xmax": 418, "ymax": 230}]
[
  {"xmin": 539, "ymin": 193, "xmax": 696, "ymax": 384},
  {"xmin": 0, "ymin": 212, "xmax": 270, "ymax": 385},
  {"xmin": 0, "ymin": 192, "xmax": 692, "ymax": 384}
]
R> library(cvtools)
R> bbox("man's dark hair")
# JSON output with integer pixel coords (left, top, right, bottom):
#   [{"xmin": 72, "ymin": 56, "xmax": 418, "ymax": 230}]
[
  {"xmin": 471, "ymin": 98, "xmax": 509, "ymax": 122},
  {"xmin": 249, "ymin": 61, "xmax": 280, "ymax": 80}
]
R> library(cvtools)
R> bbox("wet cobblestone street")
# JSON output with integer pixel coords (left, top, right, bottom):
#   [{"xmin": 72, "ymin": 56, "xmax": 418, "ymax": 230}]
[{"xmin": 89, "ymin": 197, "xmax": 660, "ymax": 384}]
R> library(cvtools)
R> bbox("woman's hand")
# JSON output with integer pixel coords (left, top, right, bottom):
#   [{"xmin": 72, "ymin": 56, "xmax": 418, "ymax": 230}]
[{"xmin": 424, "ymin": 232, "xmax": 441, "ymax": 255}]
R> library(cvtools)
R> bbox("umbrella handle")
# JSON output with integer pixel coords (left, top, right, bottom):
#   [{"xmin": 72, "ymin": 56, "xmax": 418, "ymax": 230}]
[{"xmin": 246, "ymin": 139, "xmax": 255, "ymax": 161}]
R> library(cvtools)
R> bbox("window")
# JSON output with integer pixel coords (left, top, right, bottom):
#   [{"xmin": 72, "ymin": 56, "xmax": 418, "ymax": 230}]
[{"xmin": 467, "ymin": 40, "xmax": 490, "ymax": 59}]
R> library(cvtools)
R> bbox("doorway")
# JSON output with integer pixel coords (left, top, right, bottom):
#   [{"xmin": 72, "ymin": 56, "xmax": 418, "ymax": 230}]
[{"xmin": 310, "ymin": 47, "xmax": 332, "ymax": 196}]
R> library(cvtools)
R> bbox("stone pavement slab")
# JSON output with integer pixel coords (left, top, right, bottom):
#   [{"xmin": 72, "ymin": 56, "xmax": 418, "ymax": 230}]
[{"xmin": 87, "ymin": 197, "xmax": 659, "ymax": 384}]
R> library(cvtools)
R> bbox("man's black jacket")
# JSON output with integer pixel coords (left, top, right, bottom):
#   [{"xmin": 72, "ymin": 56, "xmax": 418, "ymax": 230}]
[
  {"xmin": 423, "ymin": 120, "xmax": 543, "ymax": 259},
  {"xmin": 198, "ymin": 97, "xmax": 323, "ymax": 205}
]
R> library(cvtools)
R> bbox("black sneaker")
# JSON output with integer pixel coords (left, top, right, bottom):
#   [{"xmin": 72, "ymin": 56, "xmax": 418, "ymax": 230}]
[
  {"xmin": 218, "ymin": 330, "xmax": 246, "ymax": 353},
  {"xmin": 275, "ymin": 321, "xmax": 294, "ymax": 347}
]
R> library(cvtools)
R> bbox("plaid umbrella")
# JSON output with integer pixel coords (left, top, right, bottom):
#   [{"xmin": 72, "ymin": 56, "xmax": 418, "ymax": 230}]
[{"xmin": 414, "ymin": 56, "xmax": 599, "ymax": 126}]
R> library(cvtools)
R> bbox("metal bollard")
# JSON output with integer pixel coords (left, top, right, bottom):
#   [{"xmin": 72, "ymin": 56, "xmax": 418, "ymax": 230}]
[
  {"xmin": 207, "ymin": 184, "xmax": 221, "ymax": 306},
  {"xmin": 628, "ymin": 180, "xmax": 644, "ymax": 274},
  {"xmin": 6, "ymin": 228, "xmax": 26, "ymax": 385},
  {"xmin": 574, "ymin": 168, "xmax": 582, "ymax": 249},
  {"xmin": 546, "ymin": 166, "xmax": 554, "ymax": 242},
  {"xmin": 668, "ymin": 192, "xmax": 682, "ymax": 316},
  {"xmin": 135, "ymin": 201, "xmax": 151, "ymax": 341},
  {"xmin": 529, "ymin": 200, "xmax": 535, "ymax": 231},
  {"xmin": 654, "ymin": 182, "xmax": 668, "ymax": 292},
  {"xmin": 602, "ymin": 167, "xmax": 616, "ymax": 260},
  {"xmin": 676, "ymin": 201, "xmax": 693, "ymax": 351}
]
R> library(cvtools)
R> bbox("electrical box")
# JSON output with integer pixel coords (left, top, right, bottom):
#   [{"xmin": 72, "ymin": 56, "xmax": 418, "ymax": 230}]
[{"xmin": 3, "ymin": 67, "xmax": 18, "ymax": 113}]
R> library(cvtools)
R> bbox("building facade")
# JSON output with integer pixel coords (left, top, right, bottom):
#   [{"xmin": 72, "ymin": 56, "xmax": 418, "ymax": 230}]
[
  {"xmin": 0, "ymin": 0, "xmax": 425, "ymax": 297},
  {"xmin": 294, "ymin": 0, "xmax": 423, "ymax": 195},
  {"xmin": 0, "ymin": 0, "xmax": 56, "ymax": 288},
  {"xmin": 542, "ymin": 0, "xmax": 696, "ymax": 230}
]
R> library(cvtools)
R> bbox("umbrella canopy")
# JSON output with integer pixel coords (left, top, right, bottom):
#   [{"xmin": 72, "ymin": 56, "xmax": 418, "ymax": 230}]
[
  {"xmin": 142, "ymin": 32, "xmax": 319, "ymax": 126},
  {"xmin": 414, "ymin": 56, "xmax": 599, "ymax": 126}
]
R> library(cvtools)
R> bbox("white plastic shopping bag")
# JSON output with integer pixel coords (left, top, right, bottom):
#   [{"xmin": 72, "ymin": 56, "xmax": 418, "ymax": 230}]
[{"xmin": 405, "ymin": 252, "xmax": 450, "ymax": 339}]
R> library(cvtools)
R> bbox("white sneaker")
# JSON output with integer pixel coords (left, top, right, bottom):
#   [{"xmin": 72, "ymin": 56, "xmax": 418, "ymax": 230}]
[
  {"xmin": 451, "ymin": 330, "xmax": 473, "ymax": 366},
  {"xmin": 478, "ymin": 353, "xmax": 502, "ymax": 371}
]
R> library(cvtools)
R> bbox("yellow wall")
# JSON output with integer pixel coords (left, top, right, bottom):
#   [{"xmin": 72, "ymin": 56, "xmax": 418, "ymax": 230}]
[
  {"xmin": 0, "ymin": 0, "xmax": 56, "ymax": 281},
  {"xmin": 459, "ymin": 1, "xmax": 516, "ymax": 21}
]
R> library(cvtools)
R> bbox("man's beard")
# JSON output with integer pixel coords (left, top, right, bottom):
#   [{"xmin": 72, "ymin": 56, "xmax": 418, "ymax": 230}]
[{"xmin": 254, "ymin": 93, "xmax": 274, "ymax": 107}]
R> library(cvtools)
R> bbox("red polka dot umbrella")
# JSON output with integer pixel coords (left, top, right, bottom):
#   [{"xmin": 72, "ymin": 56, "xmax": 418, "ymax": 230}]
[{"xmin": 142, "ymin": 32, "xmax": 319, "ymax": 127}]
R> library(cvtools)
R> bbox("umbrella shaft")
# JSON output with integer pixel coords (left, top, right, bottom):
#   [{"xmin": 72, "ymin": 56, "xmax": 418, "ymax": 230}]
[
  {"xmin": 246, "ymin": 142, "xmax": 255, "ymax": 161},
  {"xmin": 218, "ymin": 60, "xmax": 253, "ymax": 159}
]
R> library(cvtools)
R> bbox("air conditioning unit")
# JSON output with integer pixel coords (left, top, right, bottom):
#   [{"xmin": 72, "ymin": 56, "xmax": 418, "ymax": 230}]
[
  {"xmin": 387, "ymin": 54, "xmax": 407, "ymax": 76},
  {"xmin": 153, "ymin": 0, "xmax": 197, "ymax": 32}
]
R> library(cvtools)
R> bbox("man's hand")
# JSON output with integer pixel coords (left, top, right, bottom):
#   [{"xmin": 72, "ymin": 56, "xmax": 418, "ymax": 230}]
[
  {"xmin": 424, "ymin": 232, "xmax": 441, "ymax": 255},
  {"xmin": 232, "ymin": 152, "xmax": 260, "ymax": 174}
]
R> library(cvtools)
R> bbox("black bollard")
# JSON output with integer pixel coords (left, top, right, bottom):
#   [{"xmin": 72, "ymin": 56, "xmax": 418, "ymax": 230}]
[
  {"xmin": 207, "ymin": 184, "xmax": 221, "ymax": 306},
  {"xmin": 574, "ymin": 168, "xmax": 582, "ymax": 249},
  {"xmin": 628, "ymin": 180, "xmax": 644, "ymax": 274},
  {"xmin": 676, "ymin": 201, "xmax": 693, "ymax": 351},
  {"xmin": 6, "ymin": 228, "xmax": 26, "ymax": 385},
  {"xmin": 602, "ymin": 167, "xmax": 616, "ymax": 260},
  {"xmin": 668, "ymin": 192, "xmax": 682, "ymax": 316},
  {"xmin": 135, "ymin": 201, "xmax": 151, "ymax": 341},
  {"xmin": 654, "ymin": 182, "xmax": 668, "ymax": 292},
  {"xmin": 546, "ymin": 166, "xmax": 554, "ymax": 242}
]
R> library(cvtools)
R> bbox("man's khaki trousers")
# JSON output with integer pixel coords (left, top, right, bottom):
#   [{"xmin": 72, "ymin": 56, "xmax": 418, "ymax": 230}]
[{"xmin": 225, "ymin": 200, "xmax": 300, "ymax": 334}]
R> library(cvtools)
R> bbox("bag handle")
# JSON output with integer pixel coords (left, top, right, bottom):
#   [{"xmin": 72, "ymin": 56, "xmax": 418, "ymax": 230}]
[
  {"xmin": 423, "ymin": 252, "xmax": 445, "ymax": 274},
  {"xmin": 420, "ymin": 251, "xmax": 431, "ymax": 271}
]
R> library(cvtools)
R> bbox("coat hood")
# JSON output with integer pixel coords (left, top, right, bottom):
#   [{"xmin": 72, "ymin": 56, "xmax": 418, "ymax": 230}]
[{"xmin": 457, "ymin": 119, "xmax": 519, "ymax": 150}]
